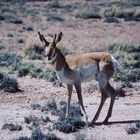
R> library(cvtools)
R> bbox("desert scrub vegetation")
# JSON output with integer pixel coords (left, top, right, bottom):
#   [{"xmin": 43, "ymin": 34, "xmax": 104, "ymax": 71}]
[
  {"xmin": 74, "ymin": 4, "xmax": 101, "ymax": 19},
  {"xmin": 74, "ymin": 132, "xmax": 87, "ymax": 140},
  {"xmin": 16, "ymin": 125, "xmax": 62, "ymax": 140},
  {"xmin": 0, "ymin": 52, "xmax": 22, "ymax": 71},
  {"xmin": 75, "ymin": 8, "xmax": 101, "ymax": 19},
  {"xmin": 18, "ymin": 63, "xmax": 57, "ymax": 82},
  {"xmin": 107, "ymin": 43, "xmax": 140, "ymax": 83},
  {"xmin": 0, "ymin": 73, "xmax": 20, "ymax": 93},
  {"xmin": 126, "ymin": 121, "xmax": 140, "ymax": 134},
  {"xmin": 72, "ymin": 1, "xmax": 140, "ymax": 21},
  {"xmin": 0, "ymin": 50, "xmax": 57, "ymax": 82},
  {"xmin": 24, "ymin": 43, "xmax": 45, "ymax": 60},
  {"xmin": 54, "ymin": 102, "xmax": 86, "ymax": 133},
  {"xmin": 101, "ymin": 1, "xmax": 140, "ymax": 21}
]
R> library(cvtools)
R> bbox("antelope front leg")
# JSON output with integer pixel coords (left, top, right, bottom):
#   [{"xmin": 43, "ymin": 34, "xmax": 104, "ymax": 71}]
[
  {"xmin": 66, "ymin": 84, "xmax": 73, "ymax": 118},
  {"xmin": 74, "ymin": 82, "xmax": 88, "ymax": 122}
]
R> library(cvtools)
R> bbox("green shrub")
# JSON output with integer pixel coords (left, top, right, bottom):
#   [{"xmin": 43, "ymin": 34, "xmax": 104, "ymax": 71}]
[
  {"xmin": 43, "ymin": 68, "xmax": 57, "ymax": 82},
  {"xmin": 25, "ymin": 44, "xmax": 44, "ymax": 60},
  {"xmin": 47, "ymin": 14, "xmax": 64, "ymax": 22},
  {"xmin": 75, "ymin": 7, "xmax": 101, "ymax": 19},
  {"xmin": 0, "ymin": 52, "xmax": 21, "ymax": 70},
  {"xmin": 18, "ymin": 63, "xmax": 57, "ymax": 82},
  {"xmin": 107, "ymin": 43, "xmax": 135, "ymax": 53},
  {"xmin": 18, "ymin": 63, "xmax": 44, "ymax": 78},
  {"xmin": 107, "ymin": 43, "xmax": 140, "ymax": 83}
]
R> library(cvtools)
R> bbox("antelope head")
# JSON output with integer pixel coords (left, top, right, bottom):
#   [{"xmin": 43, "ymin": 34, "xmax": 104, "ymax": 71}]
[{"xmin": 38, "ymin": 32, "xmax": 63, "ymax": 62}]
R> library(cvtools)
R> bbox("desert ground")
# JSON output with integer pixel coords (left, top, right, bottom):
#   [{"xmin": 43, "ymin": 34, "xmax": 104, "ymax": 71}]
[{"xmin": 0, "ymin": 0, "xmax": 140, "ymax": 140}]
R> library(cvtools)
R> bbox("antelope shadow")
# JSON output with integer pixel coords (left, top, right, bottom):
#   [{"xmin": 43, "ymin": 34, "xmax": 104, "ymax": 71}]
[{"xmin": 93, "ymin": 120, "xmax": 140, "ymax": 126}]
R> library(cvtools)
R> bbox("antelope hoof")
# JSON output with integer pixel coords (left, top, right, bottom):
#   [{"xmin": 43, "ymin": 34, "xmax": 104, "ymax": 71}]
[
  {"xmin": 103, "ymin": 119, "xmax": 109, "ymax": 124},
  {"xmin": 88, "ymin": 122, "xmax": 94, "ymax": 127}
]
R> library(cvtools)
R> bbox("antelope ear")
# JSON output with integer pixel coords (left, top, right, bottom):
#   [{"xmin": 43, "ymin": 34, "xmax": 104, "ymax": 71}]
[
  {"xmin": 53, "ymin": 34, "xmax": 57, "ymax": 44},
  {"xmin": 38, "ymin": 32, "xmax": 50, "ymax": 47},
  {"xmin": 55, "ymin": 32, "xmax": 63, "ymax": 44}
]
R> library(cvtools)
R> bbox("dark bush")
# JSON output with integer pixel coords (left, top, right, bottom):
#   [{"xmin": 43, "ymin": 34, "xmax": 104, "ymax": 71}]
[
  {"xmin": 2, "ymin": 123, "xmax": 22, "ymax": 131},
  {"xmin": 0, "ymin": 74, "xmax": 21, "ymax": 93},
  {"xmin": 25, "ymin": 44, "xmax": 44, "ymax": 60},
  {"xmin": 16, "ymin": 137, "xmax": 30, "ymax": 140},
  {"xmin": 47, "ymin": 14, "xmax": 64, "ymax": 22},
  {"xmin": 103, "ymin": 17, "xmax": 119, "ymax": 23},
  {"xmin": 31, "ymin": 125, "xmax": 62, "ymax": 140},
  {"xmin": 45, "ymin": 99, "xmax": 57, "ymax": 111},
  {"xmin": 55, "ymin": 103, "xmax": 86, "ymax": 133}
]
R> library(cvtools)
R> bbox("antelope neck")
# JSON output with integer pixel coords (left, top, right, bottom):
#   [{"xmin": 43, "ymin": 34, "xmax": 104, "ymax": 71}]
[{"xmin": 52, "ymin": 50, "xmax": 69, "ymax": 71}]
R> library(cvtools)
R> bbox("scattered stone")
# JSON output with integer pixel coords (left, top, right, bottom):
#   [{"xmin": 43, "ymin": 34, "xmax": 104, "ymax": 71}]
[{"xmin": 2, "ymin": 123, "xmax": 22, "ymax": 131}]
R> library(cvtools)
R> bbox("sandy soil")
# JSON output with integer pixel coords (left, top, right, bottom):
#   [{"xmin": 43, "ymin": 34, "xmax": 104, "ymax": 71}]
[{"xmin": 0, "ymin": 0, "xmax": 140, "ymax": 140}]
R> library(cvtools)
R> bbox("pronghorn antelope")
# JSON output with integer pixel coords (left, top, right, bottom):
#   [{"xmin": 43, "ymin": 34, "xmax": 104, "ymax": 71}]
[{"xmin": 38, "ymin": 32, "xmax": 118, "ymax": 125}]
